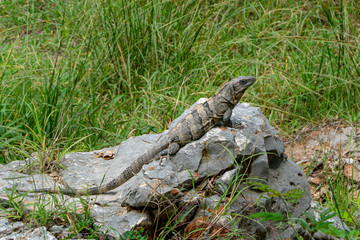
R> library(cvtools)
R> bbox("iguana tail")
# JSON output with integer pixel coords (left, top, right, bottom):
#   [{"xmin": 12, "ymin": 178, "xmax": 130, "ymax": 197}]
[{"xmin": 20, "ymin": 141, "xmax": 170, "ymax": 196}]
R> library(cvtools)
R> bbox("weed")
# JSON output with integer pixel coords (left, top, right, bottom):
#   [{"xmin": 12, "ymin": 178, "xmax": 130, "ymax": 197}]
[{"xmin": 122, "ymin": 228, "xmax": 147, "ymax": 240}]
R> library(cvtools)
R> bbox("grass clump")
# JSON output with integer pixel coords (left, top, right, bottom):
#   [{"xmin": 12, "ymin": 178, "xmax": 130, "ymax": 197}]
[{"xmin": 0, "ymin": 188, "xmax": 102, "ymax": 239}]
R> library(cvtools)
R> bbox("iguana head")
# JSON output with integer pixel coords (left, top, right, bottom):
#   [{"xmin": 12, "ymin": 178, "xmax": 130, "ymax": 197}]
[{"xmin": 231, "ymin": 76, "xmax": 256, "ymax": 100}]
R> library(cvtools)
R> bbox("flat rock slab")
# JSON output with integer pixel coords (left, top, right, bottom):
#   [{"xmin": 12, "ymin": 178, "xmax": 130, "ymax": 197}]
[
  {"xmin": 91, "ymin": 202, "xmax": 151, "ymax": 238},
  {"xmin": 59, "ymin": 131, "xmax": 166, "ymax": 193},
  {"xmin": 0, "ymin": 216, "xmax": 27, "ymax": 238},
  {"xmin": 0, "ymin": 166, "xmax": 85, "ymax": 214},
  {"xmin": 0, "ymin": 226, "xmax": 56, "ymax": 240}
]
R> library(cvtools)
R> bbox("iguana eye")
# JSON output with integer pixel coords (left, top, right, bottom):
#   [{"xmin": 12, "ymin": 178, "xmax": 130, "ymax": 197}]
[{"xmin": 240, "ymin": 80, "xmax": 247, "ymax": 85}]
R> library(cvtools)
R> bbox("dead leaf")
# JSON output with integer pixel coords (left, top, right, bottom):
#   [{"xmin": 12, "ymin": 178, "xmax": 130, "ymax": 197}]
[
  {"xmin": 309, "ymin": 176, "xmax": 322, "ymax": 185},
  {"xmin": 171, "ymin": 188, "xmax": 180, "ymax": 196},
  {"xmin": 344, "ymin": 164, "xmax": 360, "ymax": 181},
  {"xmin": 95, "ymin": 150, "xmax": 115, "ymax": 160},
  {"xmin": 184, "ymin": 216, "xmax": 209, "ymax": 239}
]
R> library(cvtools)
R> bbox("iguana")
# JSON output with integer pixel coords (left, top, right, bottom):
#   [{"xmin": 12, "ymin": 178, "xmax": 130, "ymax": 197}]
[{"xmin": 21, "ymin": 76, "xmax": 256, "ymax": 195}]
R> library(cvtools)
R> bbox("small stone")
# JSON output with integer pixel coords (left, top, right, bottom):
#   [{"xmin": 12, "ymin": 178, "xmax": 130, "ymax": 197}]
[
  {"xmin": 343, "ymin": 158, "xmax": 355, "ymax": 164},
  {"xmin": 95, "ymin": 150, "xmax": 115, "ymax": 160}
]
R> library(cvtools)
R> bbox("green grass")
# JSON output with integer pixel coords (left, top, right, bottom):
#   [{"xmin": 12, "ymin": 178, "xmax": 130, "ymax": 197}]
[
  {"xmin": 0, "ymin": 187, "xmax": 102, "ymax": 238},
  {"xmin": 1, "ymin": 0, "xmax": 359, "ymax": 161},
  {"xmin": 0, "ymin": 0, "xmax": 359, "ymax": 237}
]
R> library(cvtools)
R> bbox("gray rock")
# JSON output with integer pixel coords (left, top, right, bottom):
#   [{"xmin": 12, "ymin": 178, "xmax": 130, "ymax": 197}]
[
  {"xmin": 0, "ymin": 170, "xmax": 76, "ymax": 213},
  {"xmin": 248, "ymin": 154, "xmax": 269, "ymax": 184},
  {"xmin": 91, "ymin": 202, "xmax": 151, "ymax": 239},
  {"xmin": 267, "ymin": 156, "xmax": 311, "ymax": 218},
  {"xmin": 278, "ymin": 223, "xmax": 342, "ymax": 240},
  {"xmin": 25, "ymin": 227, "xmax": 57, "ymax": 240},
  {"xmin": 231, "ymin": 103, "xmax": 278, "ymax": 137},
  {"xmin": 0, "ymin": 226, "xmax": 56, "ymax": 240},
  {"xmin": 215, "ymin": 169, "xmax": 238, "ymax": 195},
  {"xmin": 117, "ymin": 125, "xmax": 270, "ymax": 207},
  {"xmin": 1, "ymin": 103, "xmax": 276, "ymax": 209},
  {"xmin": 313, "ymin": 231, "xmax": 339, "ymax": 240},
  {"xmin": 277, "ymin": 224, "xmax": 312, "ymax": 240},
  {"xmin": 0, "ymin": 217, "xmax": 26, "ymax": 237},
  {"xmin": 48, "ymin": 225, "xmax": 70, "ymax": 237},
  {"xmin": 173, "ymin": 127, "xmax": 237, "ymax": 181},
  {"xmin": 0, "ymin": 169, "xmax": 85, "ymax": 215},
  {"xmin": 59, "ymin": 132, "xmax": 166, "ymax": 193},
  {"xmin": 209, "ymin": 154, "xmax": 311, "ymax": 239},
  {"xmin": 0, "ymin": 161, "xmax": 28, "ymax": 173},
  {"xmin": 116, "ymin": 106, "xmax": 278, "ymax": 207},
  {"xmin": 0, "ymin": 170, "xmax": 58, "ymax": 193},
  {"xmin": 174, "ymin": 190, "xmax": 201, "ymax": 224},
  {"xmin": 1, "ymin": 102, "xmax": 340, "ymax": 239},
  {"xmin": 264, "ymin": 135, "xmax": 285, "ymax": 163},
  {"xmin": 214, "ymin": 155, "xmax": 311, "ymax": 219}
]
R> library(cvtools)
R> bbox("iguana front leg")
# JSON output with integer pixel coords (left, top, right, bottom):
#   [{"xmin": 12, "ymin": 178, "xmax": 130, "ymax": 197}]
[
  {"xmin": 159, "ymin": 142, "xmax": 180, "ymax": 156},
  {"xmin": 222, "ymin": 108, "xmax": 232, "ymax": 127},
  {"xmin": 214, "ymin": 108, "xmax": 233, "ymax": 127}
]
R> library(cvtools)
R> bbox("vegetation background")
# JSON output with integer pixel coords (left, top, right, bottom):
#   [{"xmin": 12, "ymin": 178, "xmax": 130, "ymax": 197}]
[{"xmin": 0, "ymin": 0, "xmax": 359, "ymax": 237}]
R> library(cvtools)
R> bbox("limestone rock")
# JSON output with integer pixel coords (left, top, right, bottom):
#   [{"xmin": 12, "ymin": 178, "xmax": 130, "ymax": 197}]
[
  {"xmin": 0, "ymin": 217, "xmax": 27, "ymax": 238},
  {"xmin": 0, "ymin": 226, "xmax": 56, "ymax": 240},
  {"xmin": 0, "ymin": 102, "xmax": 350, "ymax": 239},
  {"xmin": 91, "ymin": 202, "xmax": 151, "ymax": 239}
]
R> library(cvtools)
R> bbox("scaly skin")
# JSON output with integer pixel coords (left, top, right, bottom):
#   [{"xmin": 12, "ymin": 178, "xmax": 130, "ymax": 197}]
[{"xmin": 21, "ymin": 76, "xmax": 256, "ymax": 195}]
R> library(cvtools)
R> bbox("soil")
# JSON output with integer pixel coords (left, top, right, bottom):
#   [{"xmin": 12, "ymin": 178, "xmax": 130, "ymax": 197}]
[{"xmin": 283, "ymin": 121, "xmax": 360, "ymax": 202}]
